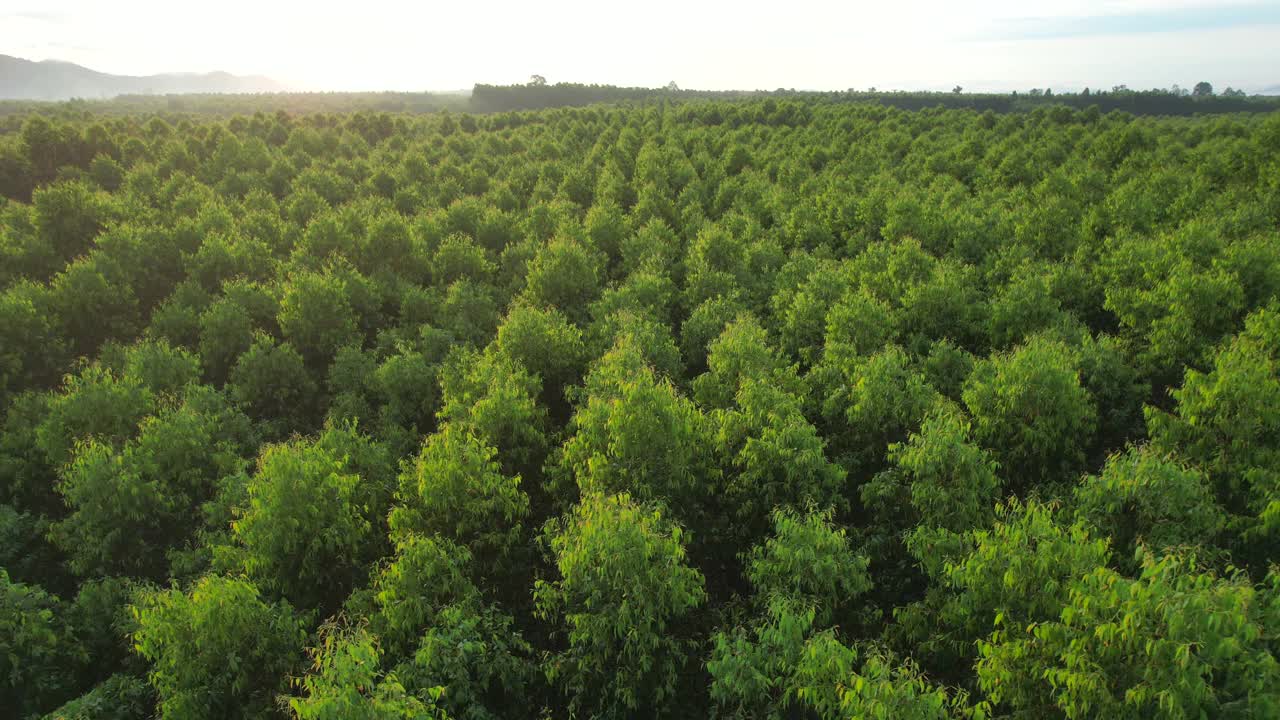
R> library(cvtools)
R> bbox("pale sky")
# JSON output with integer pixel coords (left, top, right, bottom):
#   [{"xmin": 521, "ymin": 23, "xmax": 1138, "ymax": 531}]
[{"xmin": 2, "ymin": 0, "xmax": 1278, "ymax": 93}]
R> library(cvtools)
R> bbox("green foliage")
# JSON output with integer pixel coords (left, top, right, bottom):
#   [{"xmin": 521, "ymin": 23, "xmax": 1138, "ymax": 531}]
[
  {"xmin": 893, "ymin": 402, "xmax": 1002, "ymax": 536},
  {"xmin": 709, "ymin": 599, "xmax": 964, "ymax": 720},
  {"xmin": 396, "ymin": 603, "xmax": 532, "ymax": 720},
  {"xmin": 371, "ymin": 533, "xmax": 478, "ymax": 658},
  {"xmin": 494, "ymin": 303, "xmax": 587, "ymax": 394},
  {"xmin": 231, "ymin": 429, "xmax": 383, "ymax": 613},
  {"xmin": 53, "ymin": 385, "xmax": 252, "ymax": 578},
  {"xmin": 977, "ymin": 552, "xmax": 1280, "ymax": 719},
  {"xmin": 714, "ymin": 379, "xmax": 847, "ymax": 545},
  {"xmin": 556, "ymin": 336, "xmax": 718, "ymax": 519},
  {"xmin": 278, "ymin": 269, "xmax": 361, "ymax": 367},
  {"xmin": 1073, "ymin": 446, "xmax": 1225, "ymax": 565},
  {"xmin": 33, "ymin": 180, "xmax": 105, "ymax": 260},
  {"xmin": 1, "ymin": 570, "xmax": 85, "ymax": 718},
  {"xmin": 42, "ymin": 673, "xmax": 154, "ymax": 720},
  {"xmin": 131, "ymin": 575, "xmax": 305, "ymax": 720},
  {"xmin": 794, "ymin": 647, "xmax": 966, "ymax": 720},
  {"xmin": 519, "ymin": 237, "xmax": 603, "ymax": 323},
  {"xmin": 436, "ymin": 347, "xmax": 548, "ymax": 477},
  {"xmin": 747, "ymin": 507, "xmax": 872, "ymax": 624},
  {"xmin": 1147, "ymin": 304, "xmax": 1280, "ymax": 560},
  {"xmin": 6, "ymin": 94, "xmax": 1280, "ymax": 719},
  {"xmin": 962, "ymin": 335, "xmax": 1096, "ymax": 488},
  {"xmin": 692, "ymin": 313, "xmax": 801, "ymax": 410},
  {"xmin": 820, "ymin": 344, "xmax": 939, "ymax": 476},
  {"xmin": 535, "ymin": 493, "xmax": 706, "ymax": 716},
  {"xmin": 228, "ymin": 334, "xmax": 318, "ymax": 435},
  {"xmin": 289, "ymin": 624, "xmax": 447, "ymax": 720},
  {"xmin": 36, "ymin": 363, "xmax": 154, "ymax": 468},
  {"xmin": 390, "ymin": 423, "xmax": 529, "ymax": 575}
]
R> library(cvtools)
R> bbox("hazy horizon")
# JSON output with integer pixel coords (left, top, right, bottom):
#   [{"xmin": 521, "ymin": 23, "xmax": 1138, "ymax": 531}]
[{"xmin": 4, "ymin": 0, "xmax": 1279, "ymax": 94}]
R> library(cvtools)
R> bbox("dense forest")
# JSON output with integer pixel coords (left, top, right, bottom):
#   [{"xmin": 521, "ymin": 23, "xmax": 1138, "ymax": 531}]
[{"xmin": 2, "ymin": 93, "xmax": 1280, "ymax": 719}]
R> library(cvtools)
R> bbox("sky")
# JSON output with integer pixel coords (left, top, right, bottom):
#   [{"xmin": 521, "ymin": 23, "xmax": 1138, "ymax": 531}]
[{"xmin": 2, "ymin": 0, "xmax": 1278, "ymax": 93}]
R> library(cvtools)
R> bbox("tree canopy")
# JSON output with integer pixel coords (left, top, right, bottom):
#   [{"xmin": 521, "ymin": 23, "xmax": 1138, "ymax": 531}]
[{"xmin": 2, "ymin": 91, "xmax": 1279, "ymax": 719}]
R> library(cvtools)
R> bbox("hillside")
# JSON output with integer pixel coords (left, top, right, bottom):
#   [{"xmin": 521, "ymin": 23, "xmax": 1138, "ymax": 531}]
[{"xmin": 0, "ymin": 54, "xmax": 282, "ymax": 100}]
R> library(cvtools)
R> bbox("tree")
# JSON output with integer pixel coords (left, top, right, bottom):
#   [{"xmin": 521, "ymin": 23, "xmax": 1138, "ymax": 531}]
[
  {"xmin": 132, "ymin": 575, "xmax": 305, "ymax": 720},
  {"xmin": 53, "ymin": 385, "xmax": 252, "ymax": 579},
  {"xmin": 977, "ymin": 552, "xmax": 1280, "ymax": 718},
  {"xmin": 231, "ymin": 429, "xmax": 382, "ymax": 614},
  {"xmin": 494, "ymin": 303, "xmax": 587, "ymax": 405},
  {"xmin": 1073, "ymin": 445, "xmax": 1224, "ymax": 567},
  {"xmin": 819, "ymin": 345, "xmax": 939, "ymax": 478},
  {"xmin": 914, "ymin": 500, "xmax": 1110, "ymax": 675},
  {"xmin": 228, "ymin": 334, "xmax": 318, "ymax": 436},
  {"xmin": 36, "ymin": 363, "xmax": 155, "ymax": 469},
  {"xmin": 33, "ymin": 180, "xmax": 104, "ymax": 261},
  {"xmin": 0, "ymin": 282, "xmax": 65, "ymax": 406},
  {"xmin": 394, "ymin": 603, "xmax": 533, "ymax": 720},
  {"xmin": 371, "ymin": 534, "xmax": 479, "ymax": 659},
  {"xmin": 529, "ymin": 75, "xmax": 547, "ymax": 86},
  {"xmin": 746, "ymin": 507, "xmax": 872, "ymax": 625},
  {"xmin": 535, "ymin": 493, "xmax": 706, "ymax": 717},
  {"xmin": 692, "ymin": 313, "xmax": 802, "ymax": 410},
  {"xmin": 289, "ymin": 624, "xmax": 448, "ymax": 720},
  {"xmin": 278, "ymin": 270, "xmax": 361, "ymax": 368},
  {"xmin": 390, "ymin": 423, "xmax": 529, "ymax": 577},
  {"xmin": 962, "ymin": 336, "xmax": 1096, "ymax": 489},
  {"xmin": 1193, "ymin": 81, "xmax": 1214, "ymax": 97},
  {"xmin": 1, "ymin": 570, "xmax": 84, "ymax": 717},
  {"xmin": 709, "ymin": 599, "xmax": 964, "ymax": 720},
  {"xmin": 555, "ymin": 336, "xmax": 719, "ymax": 521},
  {"xmin": 713, "ymin": 379, "xmax": 847, "ymax": 546},
  {"xmin": 1146, "ymin": 304, "xmax": 1280, "ymax": 566},
  {"xmin": 437, "ymin": 347, "xmax": 549, "ymax": 478},
  {"xmin": 518, "ymin": 238, "xmax": 603, "ymax": 324}
]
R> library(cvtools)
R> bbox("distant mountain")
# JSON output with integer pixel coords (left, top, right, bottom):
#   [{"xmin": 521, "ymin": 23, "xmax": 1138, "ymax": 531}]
[{"xmin": 0, "ymin": 54, "xmax": 283, "ymax": 100}]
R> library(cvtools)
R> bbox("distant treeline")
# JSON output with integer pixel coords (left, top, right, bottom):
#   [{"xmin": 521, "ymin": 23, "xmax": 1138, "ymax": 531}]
[
  {"xmin": 0, "ymin": 91, "xmax": 470, "ymax": 120},
  {"xmin": 472, "ymin": 82, "xmax": 1280, "ymax": 115},
  {"xmin": 3, "ymin": 83, "xmax": 1277, "ymax": 123}
]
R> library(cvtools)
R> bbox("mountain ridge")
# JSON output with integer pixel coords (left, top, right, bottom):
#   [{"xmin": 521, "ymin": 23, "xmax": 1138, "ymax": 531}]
[{"xmin": 0, "ymin": 54, "xmax": 283, "ymax": 100}]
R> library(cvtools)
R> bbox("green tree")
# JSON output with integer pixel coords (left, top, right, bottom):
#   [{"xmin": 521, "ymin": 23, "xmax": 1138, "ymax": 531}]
[
  {"xmin": 962, "ymin": 336, "xmax": 1096, "ymax": 489},
  {"xmin": 289, "ymin": 624, "xmax": 447, "ymax": 720},
  {"xmin": 713, "ymin": 379, "xmax": 846, "ymax": 546},
  {"xmin": 371, "ymin": 534, "xmax": 479, "ymax": 659},
  {"xmin": 555, "ymin": 336, "xmax": 718, "ymax": 520},
  {"xmin": 518, "ymin": 237, "xmax": 603, "ymax": 323},
  {"xmin": 535, "ymin": 493, "xmax": 706, "ymax": 717},
  {"xmin": 231, "ymin": 430, "xmax": 382, "ymax": 613},
  {"xmin": 228, "ymin": 334, "xmax": 318, "ymax": 436},
  {"xmin": 395, "ymin": 603, "xmax": 532, "ymax": 720},
  {"xmin": 819, "ymin": 345, "xmax": 938, "ymax": 478},
  {"xmin": 977, "ymin": 552, "xmax": 1280, "ymax": 719},
  {"xmin": 746, "ymin": 507, "xmax": 872, "ymax": 625},
  {"xmin": 1073, "ymin": 446, "xmax": 1224, "ymax": 567},
  {"xmin": 132, "ymin": 575, "xmax": 305, "ymax": 720},
  {"xmin": 33, "ymin": 180, "xmax": 104, "ymax": 261},
  {"xmin": 0, "ymin": 570, "xmax": 84, "ymax": 718},
  {"xmin": 278, "ymin": 270, "xmax": 361, "ymax": 367},
  {"xmin": 390, "ymin": 423, "xmax": 528, "ymax": 577},
  {"xmin": 53, "ymin": 386, "xmax": 252, "ymax": 579}
]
